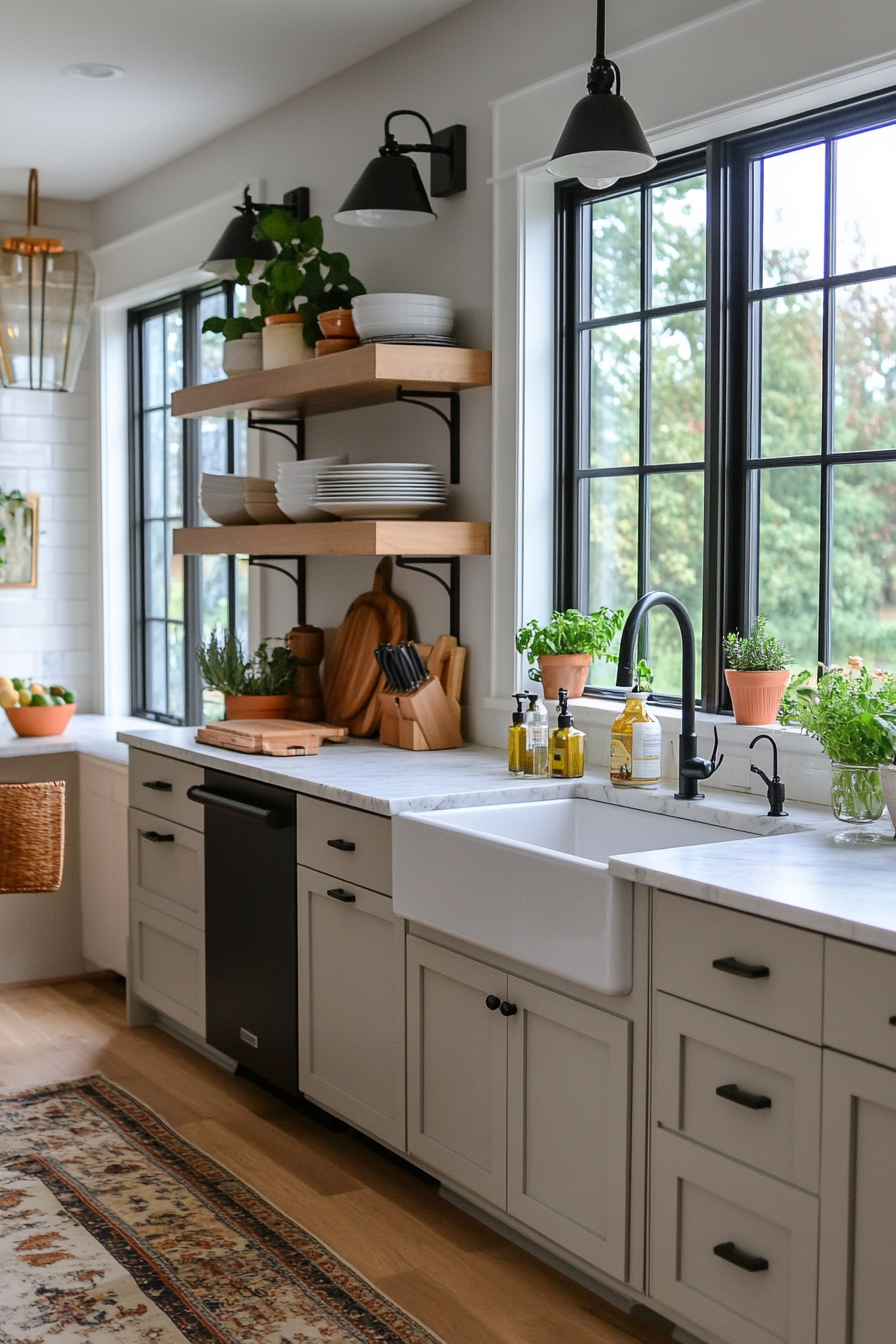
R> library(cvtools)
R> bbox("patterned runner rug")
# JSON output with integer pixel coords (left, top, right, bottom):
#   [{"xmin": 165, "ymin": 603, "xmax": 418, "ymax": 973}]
[{"xmin": 0, "ymin": 1076, "xmax": 443, "ymax": 1344}]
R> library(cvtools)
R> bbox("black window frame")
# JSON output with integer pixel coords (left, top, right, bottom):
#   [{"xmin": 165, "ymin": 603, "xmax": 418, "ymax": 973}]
[{"xmin": 556, "ymin": 83, "xmax": 896, "ymax": 713}]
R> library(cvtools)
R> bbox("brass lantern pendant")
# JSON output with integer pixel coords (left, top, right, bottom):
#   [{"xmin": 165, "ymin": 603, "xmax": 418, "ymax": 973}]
[{"xmin": 0, "ymin": 169, "xmax": 96, "ymax": 392}]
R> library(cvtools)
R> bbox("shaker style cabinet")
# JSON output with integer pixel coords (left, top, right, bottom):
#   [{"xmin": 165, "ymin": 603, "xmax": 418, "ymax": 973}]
[{"xmin": 406, "ymin": 935, "xmax": 632, "ymax": 1281}]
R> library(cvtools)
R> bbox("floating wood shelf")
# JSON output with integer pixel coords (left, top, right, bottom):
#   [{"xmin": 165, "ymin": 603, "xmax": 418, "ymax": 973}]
[
  {"xmin": 171, "ymin": 344, "xmax": 492, "ymax": 420},
  {"xmin": 172, "ymin": 520, "xmax": 491, "ymax": 558}
]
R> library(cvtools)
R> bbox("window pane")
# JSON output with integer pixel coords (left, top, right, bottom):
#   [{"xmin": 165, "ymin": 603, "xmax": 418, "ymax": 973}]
[
  {"xmin": 756, "ymin": 466, "xmax": 820, "ymax": 673},
  {"xmin": 648, "ymin": 471, "xmax": 704, "ymax": 696},
  {"xmin": 651, "ymin": 174, "xmax": 706, "ymax": 309},
  {"xmin": 146, "ymin": 621, "xmax": 167, "ymax": 715},
  {"xmin": 760, "ymin": 143, "xmax": 826, "ymax": 287},
  {"xmin": 758, "ymin": 292, "xmax": 823, "ymax": 457},
  {"xmin": 199, "ymin": 290, "xmax": 226, "ymax": 385},
  {"xmin": 146, "ymin": 520, "xmax": 167, "ymax": 619},
  {"xmin": 165, "ymin": 415, "xmax": 183, "ymax": 518},
  {"xmin": 167, "ymin": 532, "xmax": 183, "ymax": 621},
  {"xmin": 587, "ymin": 475, "xmax": 638, "ymax": 685},
  {"xmin": 650, "ymin": 310, "xmax": 705, "ymax": 465},
  {"xmin": 835, "ymin": 124, "xmax": 896, "ymax": 275},
  {"xmin": 589, "ymin": 322, "xmax": 641, "ymax": 468},
  {"xmin": 165, "ymin": 309, "xmax": 183, "ymax": 396},
  {"xmin": 591, "ymin": 192, "xmax": 641, "ymax": 319},
  {"xmin": 832, "ymin": 462, "xmax": 896, "ymax": 670},
  {"xmin": 144, "ymin": 410, "xmax": 165, "ymax": 517},
  {"xmin": 167, "ymin": 623, "xmax": 185, "ymax": 721},
  {"xmin": 144, "ymin": 315, "xmax": 165, "ymax": 407},
  {"xmin": 235, "ymin": 555, "xmax": 249, "ymax": 647},
  {"xmin": 199, "ymin": 417, "xmax": 229, "ymax": 509},
  {"xmin": 202, "ymin": 553, "xmax": 230, "ymax": 638},
  {"xmin": 833, "ymin": 278, "xmax": 896, "ymax": 453}
]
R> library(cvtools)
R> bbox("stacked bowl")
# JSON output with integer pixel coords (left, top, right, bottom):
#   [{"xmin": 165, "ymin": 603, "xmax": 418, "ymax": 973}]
[
  {"xmin": 351, "ymin": 293, "xmax": 455, "ymax": 345},
  {"xmin": 201, "ymin": 475, "xmax": 255, "ymax": 526},
  {"xmin": 276, "ymin": 455, "xmax": 347, "ymax": 522},
  {"xmin": 314, "ymin": 462, "xmax": 447, "ymax": 520}
]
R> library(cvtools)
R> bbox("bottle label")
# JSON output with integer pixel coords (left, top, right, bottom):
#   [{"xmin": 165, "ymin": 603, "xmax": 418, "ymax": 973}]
[
  {"xmin": 631, "ymin": 721, "xmax": 662, "ymax": 780},
  {"xmin": 610, "ymin": 733, "xmax": 632, "ymax": 782},
  {"xmin": 526, "ymin": 724, "xmax": 547, "ymax": 750}
]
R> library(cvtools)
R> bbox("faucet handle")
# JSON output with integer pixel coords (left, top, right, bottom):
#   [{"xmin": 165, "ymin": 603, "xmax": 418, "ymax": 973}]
[{"xmin": 681, "ymin": 725, "xmax": 725, "ymax": 782}]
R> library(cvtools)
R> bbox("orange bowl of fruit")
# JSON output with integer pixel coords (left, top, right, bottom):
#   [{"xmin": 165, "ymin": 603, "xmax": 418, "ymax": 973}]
[{"xmin": 1, "ymin": 679, "xmax": 76, "ymax": 737}]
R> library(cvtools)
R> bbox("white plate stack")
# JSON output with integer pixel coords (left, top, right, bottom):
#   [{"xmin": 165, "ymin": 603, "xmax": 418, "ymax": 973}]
[
  {"xmin": 314, "ymin": 462, "xmax": 447, "ymax": 520},
  {"xmin": 351, "ymin": 293, "xmax": 456, "ymax": 346},
  {"xmin": 275, "ymin": 454, "xmax": 348, "ymax": 522}
]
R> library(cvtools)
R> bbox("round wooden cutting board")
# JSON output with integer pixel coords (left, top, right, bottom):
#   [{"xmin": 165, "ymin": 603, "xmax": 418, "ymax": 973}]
[{"xmin": 323, "ymin": 558, "xmax": 408, "ymax": 733}]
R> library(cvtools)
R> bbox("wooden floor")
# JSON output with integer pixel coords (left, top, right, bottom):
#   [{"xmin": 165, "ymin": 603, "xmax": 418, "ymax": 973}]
[{"xmin": 0, "ymin": 976, "xmax": 670, "ymax": 1344}]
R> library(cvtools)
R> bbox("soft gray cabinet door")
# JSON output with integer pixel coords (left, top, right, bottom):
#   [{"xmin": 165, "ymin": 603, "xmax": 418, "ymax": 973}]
[
  {"xmin": 506, "ymin": 977, "xmax": 631, "ymax": 1280},
  {"xmin": 819, "ymin": 1050, "xmax": 896, "ymax": 1344},
  {"xmin": 130, "ymin": 900, "xmax": 205, "ymax": 1036},
  {"xmin": 298, "ymin": 869, "xmax": 406, "ymax": 1150},
  {"xmin": 406, "ymin": 935, "xmax": 507, "ymax": 1205}
]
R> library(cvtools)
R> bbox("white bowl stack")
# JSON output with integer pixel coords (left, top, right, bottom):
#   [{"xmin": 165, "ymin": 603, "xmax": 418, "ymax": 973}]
[
  {"xmin": 314, "ymin": 462, "xmax": 447, "ymax": 520},
  {"xmin": 275, "ymin": 455, "xmax": 348, "ymax": 522},
  {"xmin": 201, "ymin": 475, "xmax": 260, "ymax": 526},
  {"xmin": 243, "ymin": 479, "xmax": 291, "ymax": 524},
  {"xmin": 351, "ymin": 293, "xmax": 455, "ymax": 345}
]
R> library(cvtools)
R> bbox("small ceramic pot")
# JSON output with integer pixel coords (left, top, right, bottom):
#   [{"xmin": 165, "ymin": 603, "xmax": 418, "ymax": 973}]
[
  {"xmin": 536, "ymin": 653, "xmax": 592, "ymax": 701},
  {"xmin": 315, "ymin": 338, "xmax": 360, "ymax": 357},
  {"xmin": 4, "ymin": 704, "xmax": 75, "ymax": 737},
  {"xmin": 880, "ymin": 763, "xmax": 896, "ymax": 834},
  {"xmin": 318, "ymin": 308, "xmax": 358, "ymax": 339},
  {"xmin": 222, "ymin": 331, "xmax": 262, "ymax": 376},
  {"xmin": 223, "ymin": 694, "xmax": 292, "ymax": 721},
  {"xmin": 725, "ymin": 669, "xmax": 790, "ymax": 725},
  {"xmin": 262, "ymin": 313, "xmax": 313, "ymax": 369}
]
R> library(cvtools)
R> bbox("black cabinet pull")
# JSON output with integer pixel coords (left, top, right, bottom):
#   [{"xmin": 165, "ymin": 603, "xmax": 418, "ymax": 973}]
[
  {"xmin": 712, "ymin": 956, "xmax": 770, "ymax": 980},
  {"xmin": 142, "ymin": 780, "xmax": 173, "ymax": 792},
  {"xmin": 485, "ymin": 995, "xmax": 501, "ymax": 1011},
  {"xmin": 499, "ymin": 1001, "xmax": 518, "ymax": 1017},
  {"xmin": 142, "ymin": 831, "xmax": 175, "ymax": 843},
  {"xmin": 327, "ymin": 838, "xmax": 356, "ymax": 852},
  {"xmin": 713, "ymin": 1241, "xmax": 769, "ymax": 1273},
  {"xmin": 716, "ymin": 1083, "xmax": 772, "ymax": 1110},
  {"xmin": 186, "ymin": 785, "xmax": 291, "ymax": 829},
  {"xmin": 326, "ymin": 887, "xmax": 356, "ymax": 903},
  {"xmin": 889, "ymin": 1016, "xmax": 896, "ymax": 1026}
]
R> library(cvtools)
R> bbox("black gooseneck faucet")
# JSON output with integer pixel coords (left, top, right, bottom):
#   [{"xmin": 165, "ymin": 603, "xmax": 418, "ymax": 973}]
[{"xmin": 615, "ymin": 590, "xmax": 723, "ymax": 800}]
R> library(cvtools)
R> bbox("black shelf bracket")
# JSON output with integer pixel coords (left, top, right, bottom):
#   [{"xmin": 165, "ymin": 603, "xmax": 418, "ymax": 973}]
[
  {"xmin": 395, "ymin": 388, "xmax": 460, "ymax": 483},
  {"xmin": 247, "ymin": 412, "xmax": 306, "ymax": 460},
  {"xmin": 248, "ymin": 555, "xmax": 306, "ymax": 625},
  {"xmin": 395, "ymin": 555, "xmax": 461, "ymax": 641}
]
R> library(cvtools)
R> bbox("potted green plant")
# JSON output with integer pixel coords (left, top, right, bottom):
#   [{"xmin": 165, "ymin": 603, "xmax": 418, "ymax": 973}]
[
  {"xmin": 196, "ymin": 631, "xmax": 297, "ymax": 720},
  {"xmin": 516, "ymin": 607, "xmax": 624, "ymax": 700},
  {"xmin": 780, "ymin": 662, "xmax": 896, "ymax": 837},
  {"xmin": 723, "ymin": 616, "xmax": 791, "ymax": 724}
]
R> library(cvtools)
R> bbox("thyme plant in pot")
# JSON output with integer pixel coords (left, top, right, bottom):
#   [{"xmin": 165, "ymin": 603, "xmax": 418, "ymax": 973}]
[
  {"xmin": 723, "ymin": 616, "xmax": 791, "ymax": 724},
  {"xmin": 780, "ymin": 662, "xmax": 896, "ymax": 842},
  {"xmin": 516, "ymin": 607, "xmax": 624, "ymax": 700},
  {"xmin": 196, "ymin": 631, "xmax": 297, "ymax": 720}
]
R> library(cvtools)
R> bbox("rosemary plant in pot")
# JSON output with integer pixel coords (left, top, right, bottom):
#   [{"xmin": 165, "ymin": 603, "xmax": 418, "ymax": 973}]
[
  {"xmin": 196, "ymin": 631, "xmax": 297, "ymax": 721},
  {"xmin": 780, "ymin": 661, "xmax": 896, "ymax": 842},
  {"xmin": 723, "ymin": 616, "xmax": 791, "ymax": 725},
  {"xmin": 516, "ymin": 607, "xmax": 624, "ymax": 700}
]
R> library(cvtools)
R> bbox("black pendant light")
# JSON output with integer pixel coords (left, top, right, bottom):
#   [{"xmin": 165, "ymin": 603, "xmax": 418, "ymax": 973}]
[
  {"xmin": 335, "ymin": 110, "xmax": 466, "ymax": 227},
  {"xmin": 202, "ymin": 187, "xmax": 277, "ymax": 279},
  {"xmin": 547, "ymin": 0, "xmax": 656, "ymax": 188}
]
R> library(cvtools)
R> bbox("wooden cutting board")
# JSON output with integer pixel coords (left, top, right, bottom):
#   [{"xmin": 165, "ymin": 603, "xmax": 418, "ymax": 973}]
[
  {"xmin": 324, "ymin": 558, "xmax": 408, "ymax": 735},
  {"xmin": 196, "ymin": 719, "xmax": 348, "ymax": 757}
]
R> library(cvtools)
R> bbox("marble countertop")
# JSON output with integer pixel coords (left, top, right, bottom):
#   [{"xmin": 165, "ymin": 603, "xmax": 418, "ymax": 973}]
[{"xmin": 0, "ymin": 714, "xmax": 154, "ymax": 766}]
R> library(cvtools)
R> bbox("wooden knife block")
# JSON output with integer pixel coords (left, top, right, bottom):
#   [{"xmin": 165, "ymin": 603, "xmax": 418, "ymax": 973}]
[{"xmin": 378, "ymin": 635, "xmax": 466, "ymax": 751}]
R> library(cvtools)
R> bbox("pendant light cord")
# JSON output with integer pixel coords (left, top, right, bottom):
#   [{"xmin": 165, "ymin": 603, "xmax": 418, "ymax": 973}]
[
  {"xmin": 27, "ymin": 169, "xmax": 38, "ymax": 235},
  {"xmin": 595, "ymin": 0, "xmax": 605, "ymax": 58},
  {"xmin": 588, "ymin": 0, "xmax": 622, "ymax": 96}
]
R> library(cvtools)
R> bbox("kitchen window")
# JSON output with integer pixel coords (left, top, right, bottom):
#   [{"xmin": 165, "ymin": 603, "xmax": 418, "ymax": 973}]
[
  {"xmin": 557, "ymin": 89, "xmax": 896, "ymax": 709},
  {"xmin": 129, "ymin": 283, "xmax": 249, "ymax": 724}
]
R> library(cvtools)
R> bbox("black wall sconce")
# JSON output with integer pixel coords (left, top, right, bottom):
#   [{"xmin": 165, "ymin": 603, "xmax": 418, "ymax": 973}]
[
  {"xmin": 335, "ymin": 111, "xmax": 466, "ymax": 227},
  {"xmin": 203, "ymin": 186, "xmax": 311, "ymax": 279}
]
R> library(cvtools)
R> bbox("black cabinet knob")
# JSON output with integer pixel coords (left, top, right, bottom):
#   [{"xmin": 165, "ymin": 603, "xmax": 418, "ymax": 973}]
[
  {"xmin": 713, "ymin": 1241, "xmax": 769, "ymax": 1273},
  {"xmin": 142, "ymin": 780, "xmax": 173, "ymax": 792},
  {"xmin": 485, "ymin": 995, "xmax": 501, "ymax": 1011},
  {"xmin": 499, "ymin": 1001, "xmax": 518, "ymax": 1017},
  {"xmin": 712, "ymin": 956, "xmax": 770, "ymax": 980},
  {"xmin": 142, "ymin": 831, "xmax": 175, "ymax": 843},
  {"xmin": 326, "ymin": 888, "xmax": 357, "ymax": 903},
  {"xmin": 716, "ymin": 1082, "xmax": 772, "ymax": 1110},
  {"xmin": 327, "ymin": 838, "xmax": 356, "ymax": 852}
]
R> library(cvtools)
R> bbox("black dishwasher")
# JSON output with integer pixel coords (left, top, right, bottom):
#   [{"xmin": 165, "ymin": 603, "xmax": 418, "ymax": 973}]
[{"xmin": 188, "ymin": 769, "xmax": 298, "ymax": 1096}]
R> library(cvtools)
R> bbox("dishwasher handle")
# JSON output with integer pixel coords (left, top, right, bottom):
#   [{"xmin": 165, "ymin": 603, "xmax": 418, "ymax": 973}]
[{"xmin": 186, "ymin": 785, "xmax": 292, "ymax": 829}]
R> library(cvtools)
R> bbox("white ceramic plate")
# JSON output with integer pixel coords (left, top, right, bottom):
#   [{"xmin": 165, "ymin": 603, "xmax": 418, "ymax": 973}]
[{"xmin": 319, "ymin": 502, "xmax": 445, "ymax": 520}]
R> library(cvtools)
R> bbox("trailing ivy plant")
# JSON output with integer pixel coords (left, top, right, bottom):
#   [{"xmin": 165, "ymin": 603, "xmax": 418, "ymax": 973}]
[
  {"xmin": 196, "ymin": 630, "xmax": 297, "ymax": 697},
  {"xmin": 779, "ymin": 663, "xmax": 896, "ymax": 766},
  {"xmin": 516, "ymin": 607, "xmax": 624, "ymax": 683},
  {"xmin": 723, "ymin": 614, "xmax": 790, "ymax": 671}
]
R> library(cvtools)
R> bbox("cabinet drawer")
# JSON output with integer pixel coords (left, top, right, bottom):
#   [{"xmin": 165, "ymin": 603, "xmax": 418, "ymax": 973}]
[
  {"xmin": 130, "ymin": 900, "xmax": 205, "ymax": 1036},
  {"xmin": 651, "ymin": 1128, "xmax": 818, "ymax": 1344},
  {"xmin": 654, "ymin": 993, "xmax": 821, "ymax": 1191},
  {"xmin": 129, "ymin": 749, "xmax": 205, "ymax": 832},
  {"xmin": 653, "ymin": 890, "xmax": 823, "ymax": 1042},
  {"xmin": 296, "ymin": 794, "xmax": 391, "ymax": 895},
  {"xmin": 824, "ymin": 937, "xmax": 896, "ymax": 1069},
  {"xmin": 129, "ymin": 808, "xmax": 204, "ymax": 929}
]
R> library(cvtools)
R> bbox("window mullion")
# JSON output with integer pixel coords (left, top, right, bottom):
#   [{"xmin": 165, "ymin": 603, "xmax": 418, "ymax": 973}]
[
  {"xmin": 701, "ymin": 138, "xmax": 727, "ymax": 712},
  {"xmin": 818, "ymin": 136, "xmax": 837, "ymax": 668}
]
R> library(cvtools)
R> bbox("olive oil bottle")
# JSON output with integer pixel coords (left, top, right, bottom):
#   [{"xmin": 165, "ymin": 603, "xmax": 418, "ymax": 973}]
[{"xmin": 610, "ymin": 691, "xmax": 662, "ymax": 787}]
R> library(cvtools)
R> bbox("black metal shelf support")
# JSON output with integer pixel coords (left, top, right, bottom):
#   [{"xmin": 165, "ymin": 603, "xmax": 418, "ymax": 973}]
[
  {"xmin": 247, "ymin": 556, "xmax": 306, "ymax": 625},
  {"xmin": 395, "ymin": 555, "xmax": 461, "ymax": 641},
  {"xmin": 247, "ymin": 412, "xmax": 306, "ymax": 460},
  {"xmin": 246, "ymin": 416, "xmax": 307, "ymax": 621},
  {"xmin": 395, "ymin": 389, "xmax": 460, "ymax": 483}
]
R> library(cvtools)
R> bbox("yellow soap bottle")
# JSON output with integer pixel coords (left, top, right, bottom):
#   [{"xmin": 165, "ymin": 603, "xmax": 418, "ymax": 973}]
[
  {"xmin": 610, "ymin": 691, "xmax": 662, "ymax": 787},
  {"xmin": 550, "ymin": 688, "xmax": 586, "ymax": 778},
  {"xmin": 508, "ymin": 694, "xmax": 527, "ymax": 776}
]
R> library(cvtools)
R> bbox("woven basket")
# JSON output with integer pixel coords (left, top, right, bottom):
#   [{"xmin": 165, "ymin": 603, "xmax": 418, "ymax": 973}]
[{"xmin": 0, "ymin": 781, "xmax": 65, "ymax": 893}]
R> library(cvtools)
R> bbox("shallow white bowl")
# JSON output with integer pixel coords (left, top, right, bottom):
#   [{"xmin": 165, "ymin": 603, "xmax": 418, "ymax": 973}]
[
  {"xmin": 353, "ymin": 314, "xmax": 453, "ymax": 340},
  {"xmin": 353, "ymin": 293, "xmax": 453, "ymax": 309}
]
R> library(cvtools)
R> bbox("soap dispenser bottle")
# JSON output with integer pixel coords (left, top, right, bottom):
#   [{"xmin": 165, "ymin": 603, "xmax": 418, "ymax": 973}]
[
  {"xmin": 508, "ymin": 694, "xmax": 527, "ymax": 776},
  {"xmin": 610, "ymin": 690, "xmax": 662, "ymax": 787},
  {"xmin": 550, "ymin": 688, "xmax": 586, "ymax": 778},
  {"xmin": 524, "ymin": 692, "xmax": 549, "ymax": 777}
]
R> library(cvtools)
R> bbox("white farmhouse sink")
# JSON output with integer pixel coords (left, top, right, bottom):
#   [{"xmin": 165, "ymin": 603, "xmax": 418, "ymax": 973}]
[{"xmin": 392, "ymin": 798, "xmax": 757, "ymax": 996}]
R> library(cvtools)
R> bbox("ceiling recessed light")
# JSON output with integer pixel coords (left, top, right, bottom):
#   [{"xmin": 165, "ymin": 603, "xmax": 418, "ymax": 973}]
[{"xmin": 63, "ymin": 63, "xmax": 124, "ymax": 81}]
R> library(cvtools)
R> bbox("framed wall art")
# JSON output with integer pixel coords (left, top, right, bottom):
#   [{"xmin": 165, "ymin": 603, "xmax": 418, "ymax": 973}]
[{"xmin": 0, "ymin": 490, "xmax": 39, "ymax": 588}]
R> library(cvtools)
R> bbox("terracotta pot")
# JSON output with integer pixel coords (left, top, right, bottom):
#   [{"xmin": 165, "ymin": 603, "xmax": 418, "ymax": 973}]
[
  {"xmin": 223, "ymin": 694, "xmax": 292, "ymax": 721},
  {"xmin": 318, "ymin": 308, "xmax": 358, "ymax": 339},
  {"xmin": 262, "ymin": 313, "xmax": 313, "ymax": 368},
  {"xmin": 4, "ymin": 703, "xmax": 75, "ymax": 737},
  {"xmin": 725, "ymin": 668, "xmax": 790, "ymax": 725},
  {"xmin": 536, "ymin": 653, "xmax": 592, "ymax": 701},
  {"xmin": 316, "ymin": 338, "xmax": 360, "ymax": 357},
  {"xmin": 880, "ymin": 764, "xmax": 896, "ymax": 834}
]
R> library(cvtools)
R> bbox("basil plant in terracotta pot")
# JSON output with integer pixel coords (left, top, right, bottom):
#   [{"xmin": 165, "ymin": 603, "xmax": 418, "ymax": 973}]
[
  {"xmin": 196, "ymin": 630, "xmax": 298, "ymax": 721},
  {"xmin": 723, "ymin": 616, "xmax": 791, "ymax": 724},
  {"xmin": 516, "ymin": 607, "xmax": 624, "ymax": 700}
]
